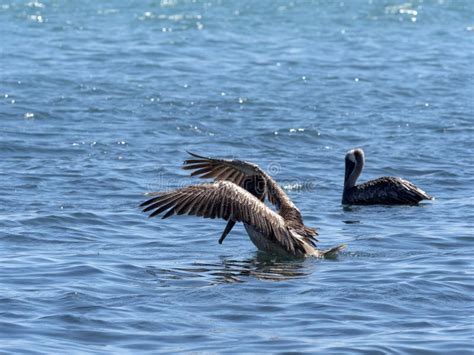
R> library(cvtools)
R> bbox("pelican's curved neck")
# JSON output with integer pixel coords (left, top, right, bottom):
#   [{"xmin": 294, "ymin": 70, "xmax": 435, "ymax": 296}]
[{"xmin": 344, "ymin": 155, "xmax": 364, "ymax": 190}]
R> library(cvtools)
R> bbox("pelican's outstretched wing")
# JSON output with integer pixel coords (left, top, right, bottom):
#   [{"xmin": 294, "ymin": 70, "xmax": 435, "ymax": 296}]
[
  {"xmin": 182, "ymin": 152, "xmax": 317, "ymax": 237},
  {"xmin": 140, "ymin": 181, "xmax": 314, "ymax": 255}
]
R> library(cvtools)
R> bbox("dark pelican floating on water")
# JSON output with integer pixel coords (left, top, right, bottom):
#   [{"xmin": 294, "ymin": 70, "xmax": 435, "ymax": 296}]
[
  {"xmin": 141, "ymin": 152, "xmax": 345, "ymax": 258},
  {"xmin": 342, "ymin": 148, "xmax": 433, "ymax": 205}
]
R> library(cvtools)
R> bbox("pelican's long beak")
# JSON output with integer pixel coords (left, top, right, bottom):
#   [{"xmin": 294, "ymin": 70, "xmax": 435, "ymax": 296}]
[{"xmin": 219, "ymin": 220, "xmax": 236, "ymax": 244}]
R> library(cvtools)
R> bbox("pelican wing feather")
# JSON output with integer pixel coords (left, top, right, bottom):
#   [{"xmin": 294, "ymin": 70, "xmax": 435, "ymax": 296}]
[
  {"xmin": 349, "ymin": 177, "xmax": 433, "ymax": 205},
  {"xmin": 182, "ymin": 152, "xmax": 317, "ymax": 237},
  {"xmin": 140, "ymin": 181, "xmax": 313, "ymax": 255}
]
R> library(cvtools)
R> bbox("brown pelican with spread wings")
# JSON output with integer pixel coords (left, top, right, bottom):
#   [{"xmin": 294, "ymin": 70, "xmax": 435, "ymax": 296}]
[
  {"xmin": 141, "ymin": 152, "xmax": 345, "ymax": 258},
  {"xmin": 342, "ymin": 148, "xmax": 433, "ymax": 205}
]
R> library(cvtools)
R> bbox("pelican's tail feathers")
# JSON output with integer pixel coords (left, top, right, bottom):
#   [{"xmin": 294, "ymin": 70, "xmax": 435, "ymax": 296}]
[{"xmin": 322, "ymin": 244, "xmax": 346, "ymax": 259}]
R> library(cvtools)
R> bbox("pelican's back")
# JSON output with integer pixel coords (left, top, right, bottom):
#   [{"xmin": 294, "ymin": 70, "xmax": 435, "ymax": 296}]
[{"xmin": 343, "ymin": 177, "xmax": 432, "ymax": 205}]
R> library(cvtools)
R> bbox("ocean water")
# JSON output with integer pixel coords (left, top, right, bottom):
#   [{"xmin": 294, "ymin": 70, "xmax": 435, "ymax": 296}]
[{"xmin": 1, "ymin": 0, "xmax": 473, "ymax": 353}]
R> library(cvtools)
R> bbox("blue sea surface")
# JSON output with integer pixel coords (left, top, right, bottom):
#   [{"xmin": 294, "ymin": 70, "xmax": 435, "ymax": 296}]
[{"xmin": 1, "ymin": 0, "xmax": 473, "ymax": 353}]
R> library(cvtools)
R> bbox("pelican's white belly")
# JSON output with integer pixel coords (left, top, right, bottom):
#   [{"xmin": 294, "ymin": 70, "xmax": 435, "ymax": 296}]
[{"xmin": 243, "ymin": 223, "xmax": 289, "ymax": 256}]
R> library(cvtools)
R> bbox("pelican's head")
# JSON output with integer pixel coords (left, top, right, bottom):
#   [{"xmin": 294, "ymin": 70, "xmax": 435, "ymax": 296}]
[{"xmin": 344, "ymin": 148, "xmax": 365, "ymax": 189}]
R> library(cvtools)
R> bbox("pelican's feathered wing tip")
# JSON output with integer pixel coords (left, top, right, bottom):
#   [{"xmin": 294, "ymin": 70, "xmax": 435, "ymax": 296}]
[
  {"xmin": 421, "ymin": 190, "xmax": 434, "ymax": 201},
  {"xmin": 143, "ymin": 191, "xmax": 164, "ymax": 197},
  {"xmin": 186, "ymin": 150, "xmax": 201, "ymax": 157},
  {"xmin": 184, "ymin": 150, "xmax": 208, "ymax": 161}
]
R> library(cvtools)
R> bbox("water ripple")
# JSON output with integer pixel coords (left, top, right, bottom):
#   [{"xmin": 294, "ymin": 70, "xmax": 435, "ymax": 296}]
[{"xmin": 1, "ymin": 0, "xmax": 473, "ymax": 353}]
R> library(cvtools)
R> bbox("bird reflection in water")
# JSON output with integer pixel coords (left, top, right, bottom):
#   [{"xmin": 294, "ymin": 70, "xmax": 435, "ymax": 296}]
[
  {"xmin": 146, "ymin": 252, "xmax": 318, "ymax": 285},
  {"xmin": 209, "ymin": 252, "xmax": 312, "ymax": 283}
]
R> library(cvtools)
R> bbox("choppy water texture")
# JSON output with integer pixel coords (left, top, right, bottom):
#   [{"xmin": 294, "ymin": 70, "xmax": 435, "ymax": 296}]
[{"xmin": 1, "ymin": 0, "xmax": 474, "ymax": 353}]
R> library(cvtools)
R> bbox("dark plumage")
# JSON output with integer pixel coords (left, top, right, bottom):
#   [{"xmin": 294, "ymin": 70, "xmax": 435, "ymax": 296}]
[
  {"xmin": 141, "ymin": 152, "xmax": 345, "ymax": 258},
  {"xmin": 342, "ymin": 148, "xmax": 433, "ymax": 205}
]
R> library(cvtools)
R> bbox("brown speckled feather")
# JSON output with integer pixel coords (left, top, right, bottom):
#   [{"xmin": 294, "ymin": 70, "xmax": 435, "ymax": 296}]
[
  {"xmin": 140, "ymin": 181, "xmax": 314, "ymax": 255},
  {"xmin": 182, "ymin": 151, "xmax": 317, "ymax": 238},
  {"xmin": 344, "ymin": 176, "xmax": 433, "ymax": 205}
]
